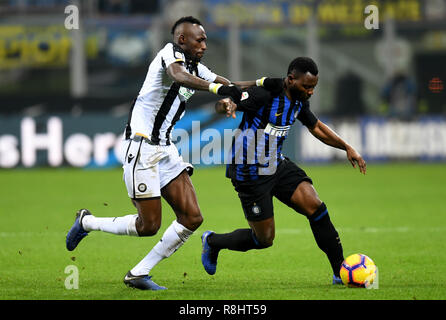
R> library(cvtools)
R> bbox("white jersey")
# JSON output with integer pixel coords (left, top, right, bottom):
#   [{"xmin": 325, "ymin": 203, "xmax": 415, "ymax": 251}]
[{"xmin": 125, "ymin": 42, "xmax": 217, "ymax": 145}]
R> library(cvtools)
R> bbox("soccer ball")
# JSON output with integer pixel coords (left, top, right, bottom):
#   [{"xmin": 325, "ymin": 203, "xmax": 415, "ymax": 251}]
[{"xmin": 340, "ymin": 254, "xmax": 377, "ymax": 288}]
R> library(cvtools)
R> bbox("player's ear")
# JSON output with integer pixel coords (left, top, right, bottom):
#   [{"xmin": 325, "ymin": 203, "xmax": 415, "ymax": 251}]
[{"xmin": 178, "ymin": 34, "xmax": 185, "ymax": 45}]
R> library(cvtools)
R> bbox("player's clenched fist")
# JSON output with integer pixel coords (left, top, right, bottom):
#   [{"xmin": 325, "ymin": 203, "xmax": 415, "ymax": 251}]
[{"xmin": 215, "ymin": 98, "xmax": 238, "ymax": 118}]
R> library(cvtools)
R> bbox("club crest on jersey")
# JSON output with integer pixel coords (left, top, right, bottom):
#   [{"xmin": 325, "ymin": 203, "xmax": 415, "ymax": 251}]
[
  {"xmin": 241, "ymin": 91, "xmax": 249, "ymax": 101},
  {"xmin": 264, "ymin": 123, "xmax": 290, "ymax": 137},
  {"xmin": 174, "ymin": 50, "xmax": 183, "ymax": 60},
  {"xmin": 252, "ymin": 204, "xmax": 261, "ymax": 215}
]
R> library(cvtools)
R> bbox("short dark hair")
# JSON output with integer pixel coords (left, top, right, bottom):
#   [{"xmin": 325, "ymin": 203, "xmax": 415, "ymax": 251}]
[
  {"xmin": 287, "ymin": 57, "xmax": 318, "ymax": 76},
  {"xmin": 171, "ymin": 16, "xmax": 203, "ymax": 35}
]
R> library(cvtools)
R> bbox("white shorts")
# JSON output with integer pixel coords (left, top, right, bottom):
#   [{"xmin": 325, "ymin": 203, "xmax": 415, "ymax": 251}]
[{"xmin": 121, "ymin": 137, "xmax": 193, "ymax": 199}]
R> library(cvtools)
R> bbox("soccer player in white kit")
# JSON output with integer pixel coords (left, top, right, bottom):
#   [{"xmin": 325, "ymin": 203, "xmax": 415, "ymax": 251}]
[{"xmin": 66, "ymin": 16, "xmax": 253, "ymax": 290}]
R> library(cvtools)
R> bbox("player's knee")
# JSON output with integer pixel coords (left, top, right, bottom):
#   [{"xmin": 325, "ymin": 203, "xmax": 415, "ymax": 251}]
[
  {"xmin": 307, "ymin": 202, "xmax": 328, "ymax": 222},
  {"xmin": 136, "ymin": 219, "xmax": 161, "ymax": 237},
  {"xmin": 259, "ymin": 238, "xmax": 274, "ymax": 248},
  {"xmin": 190, "ymin": 213, "xmax": 203, "ymax": 230},
  {"xmin": 305, "ymin": 199, "xmax": 324, "ymax": 218},
  {"xmin": 178, "ymin": 210, "xmax": 203, "ymax": 231},
  {"xmin": 137, "ymin": 225, "xmax": 160, "ymax": 237},
  {"xmin": 255, "ymin": 233, "xmax": 274, "ymax": 248}
]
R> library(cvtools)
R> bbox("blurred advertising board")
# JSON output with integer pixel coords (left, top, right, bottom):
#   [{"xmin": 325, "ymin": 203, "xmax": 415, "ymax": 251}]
[
  {"xmin": 0, "ymin": 24, "xmax": 152, "ymax": 70},
  {"xmin": 298, "ymin": 117, "xmax": 446, "ymax": 162},
  {"xmin": 204, "ymin": 0, "xmax": 435, "ymax": 27},
  {"xmin": 1, "ymin": 114, "xmax": 446, "ymax": 168},
  {"xmin": 0, "ymin": 114, "xmax": 127, "ymax": 168}
]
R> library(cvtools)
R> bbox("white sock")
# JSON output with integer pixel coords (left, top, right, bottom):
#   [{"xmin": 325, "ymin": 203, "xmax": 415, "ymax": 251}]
[
  {"xmin": 130, "ymin": 220, "xmax": 193, "ymax": 276},
  {"xmin": 82, "ymin": 214, "xmax": 138, "ymax": 236}
]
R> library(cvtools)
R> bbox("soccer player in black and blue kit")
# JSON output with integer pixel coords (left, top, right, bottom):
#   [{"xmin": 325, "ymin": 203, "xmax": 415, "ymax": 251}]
[{"xmin": 201, "ymin": 57, "xmax": 367, "ymax": 284}]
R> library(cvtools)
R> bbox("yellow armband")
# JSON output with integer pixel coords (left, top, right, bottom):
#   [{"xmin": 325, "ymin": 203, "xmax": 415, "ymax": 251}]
[
  {"xmin": 209, "ymin": 83, "xmax": 223, "ymax": 94},
  {"xmin": 256, "ymin": 77, "xmax": 267, "ymax": 87}
]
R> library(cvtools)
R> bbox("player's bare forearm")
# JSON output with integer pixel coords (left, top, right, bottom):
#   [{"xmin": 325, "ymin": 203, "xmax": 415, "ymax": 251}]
[
  {"xmin": 214, "ymin": 75, "xmax": 231, "ymax": 86},
  {"xmin": 309, "ymin": 120, "xmax": 349, "ymax": 150},
  {"xmin": 167, "ymin": 63, "xmax": 243, "ymax": 102},
  {"xmin": 167, "ymin": 62, "xmax": 211, "ymax": 90},
  {"xmin": 167, "ymin": 63, "xmax": 209, "ymax": 90},
  {"xmin": 215, "ymin": 76, "xmax": 256, "ymax": 89},
  {"xmin": 310, "ymin": 120, "xmax": 366, "ymax": 174},
  {"xmin": 218, "ymin": 77, "xmax": 282, "ymax": 91}
]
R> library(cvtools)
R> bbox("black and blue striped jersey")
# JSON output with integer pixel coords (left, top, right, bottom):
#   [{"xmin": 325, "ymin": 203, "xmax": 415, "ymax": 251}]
[{"xmin": 226, "ymin": 82, "xmax": 318, "ymax": 181}]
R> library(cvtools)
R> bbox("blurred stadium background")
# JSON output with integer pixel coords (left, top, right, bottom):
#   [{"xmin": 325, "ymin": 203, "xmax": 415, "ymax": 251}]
[{"xmin": 1, "ymin": 0, "xmax": 445, "ymax": 169}]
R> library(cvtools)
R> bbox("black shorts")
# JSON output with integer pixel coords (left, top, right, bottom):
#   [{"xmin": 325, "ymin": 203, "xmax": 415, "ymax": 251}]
[{"xmin": 231, "ymin": 158, "xmax": 313, "ymax": 222}]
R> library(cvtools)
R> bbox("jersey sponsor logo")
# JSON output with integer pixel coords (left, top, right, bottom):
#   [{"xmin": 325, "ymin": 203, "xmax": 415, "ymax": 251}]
[
  {"xmin": 178, "ymin": 86, "xmax": 195, "ymax": 101},
  {"xmin": 275, "ymin": 112, "xmax": 283, "ymax": 117},
  {"xmin": 264, "ymin": 123, "xmax": 291, "ymax": 137}
]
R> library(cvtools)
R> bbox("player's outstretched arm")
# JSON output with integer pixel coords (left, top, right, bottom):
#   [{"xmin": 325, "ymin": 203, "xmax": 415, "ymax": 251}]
[
  {"xmin": 214, "ymin": 75, "xmax": 231, "ymax": 86},
  {"xmin": 214, "ymin": 76, "xmax": 283, "ymax": 90},
  {"xmin": 167, "ymin": 61, "xmax": 214, "ymax": 90},
  {"xmin": 231, "ymin": 80, "xmax": 256, "ymax": 89},
  {"xmin": 309, "ymin": 120, "xmax": 367, "ymax": 174},
  {"xmin": 230, "ymin": 77, "xmax": 284, "ymax": 91},
  {"xmin": 213, "ymin": 75, "xmax": 262, "ymax": 89},
  {"xmin": 167, "ymin": 62, "xmax": 242, "ymax": 102}
]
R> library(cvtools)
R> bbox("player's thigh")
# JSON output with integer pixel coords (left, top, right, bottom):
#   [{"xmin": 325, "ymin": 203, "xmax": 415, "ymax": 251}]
[
  {"xmin": 132, "ymin": 197, "xmax": 162, "ymax": 235},
  {"xmin": 156, "ymin": 144, "xmax": 201, "ymax": 229},
  {"xmin": 272, "ymin": 159, "xmax": 320, "ymax": 216},
  {"xmin": 161, "ymin": 169, "xmax": 199, "ymax": 215},
  {"xmin": 288, "ymin": 181, "xmax": 322, "ymax": 216}
]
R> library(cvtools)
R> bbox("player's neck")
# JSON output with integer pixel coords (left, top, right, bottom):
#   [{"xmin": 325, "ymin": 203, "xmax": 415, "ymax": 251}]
[
  {"xmin": 282, "ymin": 78, "xmax": 294, "ymax": 103},
  {"xmin": 172, "ymin": 42, "xmax": 200, "ymax": 64},
  {"xmin": 283, "ymin": 85, "xmax": 296, "ymax": 104}
]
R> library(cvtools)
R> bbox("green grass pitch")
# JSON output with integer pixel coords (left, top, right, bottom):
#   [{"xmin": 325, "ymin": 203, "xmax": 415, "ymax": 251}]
[{"xmin": 0, "ymin": 163, "xmax": 445, "ymax": 300}]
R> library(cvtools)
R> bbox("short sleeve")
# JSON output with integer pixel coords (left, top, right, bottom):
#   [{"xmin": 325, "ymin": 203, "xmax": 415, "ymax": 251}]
[
  {"xmin": 237, "ymin": 86, "xmax": 271, "ymax": 113},
  {"xmin": 297, "ymin": 101, "xmax": 318, "ymax": 128},
  {"xmin": 160, "ymin": 43, "xmax": 185, "ymax": 69},
  {"xmin": 197, "ymin": 63, "xmax": 217, "ymax": 82}
]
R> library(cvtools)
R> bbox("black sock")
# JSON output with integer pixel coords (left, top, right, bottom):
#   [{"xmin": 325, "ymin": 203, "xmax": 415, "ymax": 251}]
[
  {"xmin": 308, "ymin": 203, "xmax": 344, "ymax": 277},
  {"xmin": 208, "ymin": 228, "xmax": 262, "ymax": 252}
]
